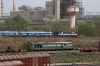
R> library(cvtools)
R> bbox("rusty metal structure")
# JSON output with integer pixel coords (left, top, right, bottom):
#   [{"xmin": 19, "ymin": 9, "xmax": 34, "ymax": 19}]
[
  {"xmin": 60, "ymin": 0, "xmax": 84, "ymax": 19},
  {"xmin": 75, "ymin": 44, "xmax": 100, "ymax": 52},
  {"xmin": 0, "ymin": 61, "xmax": 23, "ymax": 66},
  {"xmin": 0, "ymin": 53, "xmax": 50, "ymax": 66}
]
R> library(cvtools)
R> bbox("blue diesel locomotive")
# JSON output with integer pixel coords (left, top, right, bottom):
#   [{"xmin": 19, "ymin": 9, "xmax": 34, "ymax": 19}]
[
  {"xmin": 53, "ymin": 32, "xmax": 77, "ymax": 37},
  {"xmin": 32, "ymin": 42, "xmax": 73, "ymax": 51},
  {"xmin": 0, "ymin": 31, "xmax": 77, "ymax": 37}
]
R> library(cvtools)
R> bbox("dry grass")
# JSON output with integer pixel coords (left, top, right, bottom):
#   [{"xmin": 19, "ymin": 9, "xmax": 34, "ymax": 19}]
[{"xmin": 0, "ymin": 37, "xmax": 99, "ymax": 49}]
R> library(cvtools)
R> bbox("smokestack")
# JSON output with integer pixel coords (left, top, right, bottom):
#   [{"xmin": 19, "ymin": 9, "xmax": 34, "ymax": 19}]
[
  {"xmin": 13, "ymin": 0, "xmax": 16, "ymax": 11},
  {"xmin": 1, "ymin": 0, "xmax": 4, "ymax": 17}
]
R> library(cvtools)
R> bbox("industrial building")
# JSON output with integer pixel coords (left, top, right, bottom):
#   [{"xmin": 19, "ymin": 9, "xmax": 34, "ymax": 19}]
[
  {"xmin": 0, "ymin": 0, "xmax": 100, "ymax": 24},
  {"xmin": 46, "ymin": 0, "xmax": 60, "ymax": 19},
  {"xmin": 10, "ymin": 5, "xmax": 46, "ymax": 22},
  {"xmin": 0, "ymin": 0, "xmax": 46, "ymax": 23},
  {"xmin": 0, "ymin": 0, "xmax": 10, "ymax": 23},
  {"xmin": 46, "ymin": 0, "xmax": 84, "ymax": 19}
]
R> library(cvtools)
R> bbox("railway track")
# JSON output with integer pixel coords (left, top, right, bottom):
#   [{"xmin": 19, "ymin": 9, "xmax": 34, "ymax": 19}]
[{"xmin": 50, "ymin": 52, "xmax": 100, "ymax": 57}]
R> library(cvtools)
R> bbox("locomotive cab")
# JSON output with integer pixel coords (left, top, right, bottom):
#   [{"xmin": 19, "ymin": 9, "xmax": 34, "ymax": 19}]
[{"xmin": 32, "ymin": 43, "xmax": 42, "ymax": 48}]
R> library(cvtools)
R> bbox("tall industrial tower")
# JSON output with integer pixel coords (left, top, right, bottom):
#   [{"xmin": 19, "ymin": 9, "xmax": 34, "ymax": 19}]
[
  {"xmin": 13, "ymin": 0, "xmax": 16, "ymax": 11},
  {"xmin": 1, "ymin": 0, "xmax": 4, "ymax": 17}
]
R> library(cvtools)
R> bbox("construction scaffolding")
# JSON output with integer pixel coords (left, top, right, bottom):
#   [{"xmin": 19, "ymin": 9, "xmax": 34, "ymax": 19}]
[{"xmin": 60, "ymin": 0, "xmax": 84, "ymax": 19}]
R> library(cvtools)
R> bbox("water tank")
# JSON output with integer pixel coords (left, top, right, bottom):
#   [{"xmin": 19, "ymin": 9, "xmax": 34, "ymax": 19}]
[{"xmin": 67, "ymin": 6, "xmax": 79, "ymax": 15}]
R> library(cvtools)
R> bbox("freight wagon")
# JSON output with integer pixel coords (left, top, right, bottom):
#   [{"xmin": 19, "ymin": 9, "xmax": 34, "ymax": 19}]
[
  {"xmin": 0, "ymin": 53, "xmax": 50, "ymax": 66},
  {"xmin": 32, "ymin": 42, "xmax": 73, "ymax": 51}
]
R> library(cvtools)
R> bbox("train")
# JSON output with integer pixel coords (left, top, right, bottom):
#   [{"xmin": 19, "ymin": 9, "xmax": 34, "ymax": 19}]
[
  {"xmin": 0, "ymin": 31, "xmax": 77, "ymax": 37},
  {"xmin": 32, "ymin": 42, "xmax": 73, "ymax": 51},
  {"xmin": 1, "ymin": 41, "xmax": 100, "ymax": 54},
  {"xmin": 32, "ymin": 41, "xmax": 100, "ymax": 52}
]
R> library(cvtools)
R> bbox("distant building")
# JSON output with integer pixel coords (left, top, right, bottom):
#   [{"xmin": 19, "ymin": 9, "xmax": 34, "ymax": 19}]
[
  {"xmin": 0, "ymin": 16, "xmax": 10, "ymax": 23},
  {"xmin": 10, "ymin": 1, "xmax": 84, "ymax": 22},
  {"xmin": 46, "ymin": 0, "xmax": 60, "ymax": 19},
  {"xmin": 46, "ymin": 0, "xmax": 84, "ymax": 19},
  {"xmin": 10, "ymin": 10, "xmax": 46, "ymax": 22},
  {"xmin": 10, "ymin": 5, "xmax": 46, "ymax": 22}
]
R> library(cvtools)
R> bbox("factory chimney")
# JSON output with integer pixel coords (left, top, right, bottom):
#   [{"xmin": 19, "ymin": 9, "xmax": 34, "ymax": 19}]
[
  {"xmin": 1, "ymin": 0, "xmax": 4, "ymax": 17},
  {"xmin": 13, "ymin": 0, "xmax": 16, "ymax": 11}
]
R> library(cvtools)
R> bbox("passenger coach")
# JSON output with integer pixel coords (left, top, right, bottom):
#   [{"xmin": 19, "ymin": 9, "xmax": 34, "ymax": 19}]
[{"xmin": 0, "ymin": 31, "xmax": 52, "ymax": 37}]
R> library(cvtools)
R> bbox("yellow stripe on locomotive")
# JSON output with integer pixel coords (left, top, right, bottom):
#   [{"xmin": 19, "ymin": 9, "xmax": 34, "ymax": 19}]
[
  {"xmin": 66, "ymin": 44, "xmax": 73, "ymax": 46},
  {"xmin": 42, "ymin": 44, "xmax": 63, "ymax": 46}
]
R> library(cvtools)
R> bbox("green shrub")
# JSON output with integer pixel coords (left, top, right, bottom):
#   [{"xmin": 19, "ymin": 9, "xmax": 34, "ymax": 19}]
[{"xmin": 78, "ymin": 24, "xmax": 94, "ymax": 36}]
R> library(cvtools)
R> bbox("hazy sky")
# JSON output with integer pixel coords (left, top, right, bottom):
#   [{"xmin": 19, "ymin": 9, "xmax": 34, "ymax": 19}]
[{"xmin": 0, "ymin": 0, "xmax": 100, "ymax": 14}]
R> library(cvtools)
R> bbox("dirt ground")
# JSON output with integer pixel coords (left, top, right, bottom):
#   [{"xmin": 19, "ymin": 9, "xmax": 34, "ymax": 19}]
[{"xmin": 0, "ymin": 37, "xmax": 99, "ymax": 49}]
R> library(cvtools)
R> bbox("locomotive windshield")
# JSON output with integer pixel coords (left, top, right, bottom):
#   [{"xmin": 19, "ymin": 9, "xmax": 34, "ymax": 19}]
[{"xmin": 58, "ymin": 32, "xmax": 63, "ymax": 35}]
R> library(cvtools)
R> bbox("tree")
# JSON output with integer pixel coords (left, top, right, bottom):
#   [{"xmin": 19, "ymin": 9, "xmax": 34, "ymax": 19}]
[
  {"xmin": 6, "ymin": 15, "xmax": 28, "ymax": 36},
  {"xmin": 76, "ymin": 20, "xmax": 86, "ymax": 26},
  {"xmin": 0, "ymin": 24, "xmax": 6, "ymax": 31},
  {"xmin": 75, "ymin": 20, "xmax": 86, "ymax": 32},
  {"xmin": 93, "ymin": 17, "xmax": 100, "ymax": 36},
  {"xmin": 78, "ymin": 24, "xmax": 94, "ymax": 36},
  {"xmin": 22, "ymin": 41, "xmax": 33, "ymax": 51},
  {"xmin": 51, "ymin": 22, "xmax": 69, "ymax": 32}
]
